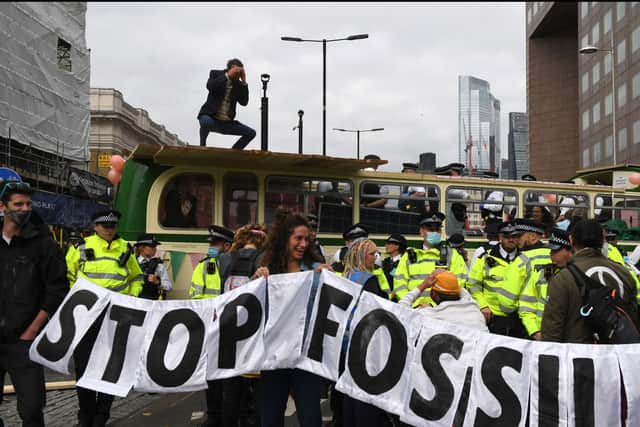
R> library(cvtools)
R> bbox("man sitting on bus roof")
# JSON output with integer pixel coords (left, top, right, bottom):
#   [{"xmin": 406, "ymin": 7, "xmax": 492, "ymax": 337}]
[{"xmin": 361, "ymin": 154, "xmax": 387, "ymax": 209}]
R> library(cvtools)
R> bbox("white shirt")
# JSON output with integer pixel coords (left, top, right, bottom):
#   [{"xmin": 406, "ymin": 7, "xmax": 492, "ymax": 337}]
[{"xmin": 137, "ymin": 256, "xmax": 173, "ymax": 292}]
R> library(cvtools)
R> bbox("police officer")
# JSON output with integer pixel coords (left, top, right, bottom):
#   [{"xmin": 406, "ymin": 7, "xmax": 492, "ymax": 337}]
[
  {"xmin": 518, "ymin": 228, "xmax": 572, "ymax": 340},
  {"xmin": 330, "ymin": 223, "xmax": 370, "ymax": 272},
  {"xmin": 66, "ymin": 209, "xmax": 144, "ymax": 427},
  {"xmin": 66, "ymin": 229, "xmax": 84, "ymax": 254},
  {"xmin": 498, "ymin": 218, "xmax": 551, "ymax": 339},
  {"xmin": 188, "ymin": 225, "xmax": 234, "ymax": 427},
  {"xmin": 135, "ymin": 233, "xmax": 172, "ymax": 300},
  {"xmin": 392, "ymin": 212, "xmax": 468, "ymax": 307},
  {"xmin": 381, "ymin": 233, "xmax": 407, "ymax": 295},
  {"xmin": 466, "ymin": 221, "xmax": 520, "ymax": 334}
]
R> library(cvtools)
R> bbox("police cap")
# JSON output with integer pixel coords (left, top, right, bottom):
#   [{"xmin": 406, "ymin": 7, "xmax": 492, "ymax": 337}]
[
  {"xmin": 135, "ymin": 233, "xmax": 161, "ymax": 247},
  {"xmin": 548, "ymin": 228, "xmax": 572, "ymax": 251},
  {"xmin": 521, "ymin": 174, "xmax": 537, "ymax": 181},
  {"xmin": 514, "ymin": 218, "xmax": 545, "ymax": 235},
  {"xmin": 448, "ymin": 233, "xmax": 465, "ymax": 248},
  {"xmin": 483, "ymin": 220, "xmax": 501, "ymax": 236},
  {"xmin": 343, "ymin": 223, "xmax": 370, "ymax": 241},
  {"xmin": 498, "ymin": 220, "xmax": 518, "ymax": 236},
  {"xmin": 401, "ymin": 162, "xmax": 419, "ymax": 172},
  {"xmin": 91, "ymin": 209, "xmax": 121, "ymax": 225},
  {"xmin": 419, "ymin": 212, "xmax": 446, "ymax": 228},
  {"xmin": 208, "ymin": 225, "xmax": 235, "ymax": 243},
  {"xmin": 386, "ymin": 233, "xmax": 407, "ymax": 248}
]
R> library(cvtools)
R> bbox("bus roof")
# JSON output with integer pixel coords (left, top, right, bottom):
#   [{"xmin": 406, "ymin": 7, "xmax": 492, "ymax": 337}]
[{"xmin": 129, "ymin": 143, "xmax": 387, "ymax": 173}]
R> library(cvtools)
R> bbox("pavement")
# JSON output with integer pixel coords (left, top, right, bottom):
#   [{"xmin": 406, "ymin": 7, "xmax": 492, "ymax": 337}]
[{"xmin": 0, "ymin": 370, "xmax": 335, "ymax": 427}]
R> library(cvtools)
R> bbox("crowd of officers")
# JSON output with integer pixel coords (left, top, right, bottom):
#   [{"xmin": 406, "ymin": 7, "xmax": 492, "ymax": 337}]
[{"xmin": 2, "ymin": 173, "xmax": 639, "ymax": 427}]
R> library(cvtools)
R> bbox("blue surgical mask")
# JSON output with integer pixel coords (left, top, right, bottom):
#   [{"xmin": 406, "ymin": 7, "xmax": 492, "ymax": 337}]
[
  {"xmin": 207, "ymin": 247, "xmax": 220, "ymax": 259},
  {"xmin": 426, "ymin": 232, "xmax": 442, "ymax": 246},
  {"xmin": 556, "ymin": 219, "xmax": 570, "ymax": 231}
]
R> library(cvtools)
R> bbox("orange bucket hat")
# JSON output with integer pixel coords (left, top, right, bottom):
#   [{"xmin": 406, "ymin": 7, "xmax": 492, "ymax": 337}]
[{"xmin": 431, "ymin": 271, "xmax": 461, "ymax": 296}]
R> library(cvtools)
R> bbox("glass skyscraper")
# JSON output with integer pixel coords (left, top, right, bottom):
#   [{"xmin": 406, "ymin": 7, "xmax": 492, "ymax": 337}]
[
  {"xmin": 458, "ymin": 76, "xmax": 501, "ymax": 173},
  {"xmin": 508, "ymin": 112, "xmax": 529, "ymax": 179}
]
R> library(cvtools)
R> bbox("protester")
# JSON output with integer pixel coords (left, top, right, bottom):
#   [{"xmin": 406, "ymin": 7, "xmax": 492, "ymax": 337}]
[
  {"xmin": 135, "ymin": 233, "xmax": 172, "ymax": 300},
  {"xmin": 254, "ymin": 208, "xmax": 331, "ymax": 427},
  {"xmin": 341, "ymin": 239, "xmax": 389, "ymax": 427},
  {"xmin": 66, "ymin": 209, "xmax": 143, "ymax": 427},
  {"xmin": 0, "ymin": 179, "xmax": 69, "ymax": 427},
  {"xmin": 198, "ymin": 58, "xmax": 256, "ymax": 149},
  {"xmin": 542, "ymin": 220, "xmax": 638, "ymax": 343},
  {"xmin": 398, "ymin": 270, "xmax": 487, "ymax": 331}
]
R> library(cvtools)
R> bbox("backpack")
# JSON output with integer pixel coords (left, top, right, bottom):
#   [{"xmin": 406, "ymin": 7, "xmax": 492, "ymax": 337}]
[
  {"xmin": 566, "ymin": 262, "xmax": 640, "ymax": 344},
  {"xmin": 223, "ymin": 249, "xmax": 260, "ymax": 293}
]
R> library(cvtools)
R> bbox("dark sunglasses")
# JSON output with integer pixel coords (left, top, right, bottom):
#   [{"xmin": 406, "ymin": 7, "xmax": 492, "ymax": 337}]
[{"xmin": 0, "ymin": 181, "xmax": 31, "ymax": 200}]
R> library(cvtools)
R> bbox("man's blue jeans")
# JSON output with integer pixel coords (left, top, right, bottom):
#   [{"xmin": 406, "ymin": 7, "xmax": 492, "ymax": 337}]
[{"xmin": 198, "ymin": 115, "xmax": 256, "ymax": 149}]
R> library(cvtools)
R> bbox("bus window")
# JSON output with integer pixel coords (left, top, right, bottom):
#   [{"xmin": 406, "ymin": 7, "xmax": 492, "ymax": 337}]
[
  {"xmin": 446, "ymin": 187, "xmax": 518, "ymax": 237},
  {"xmin": 524, "ymin": 190, "xmax": 589, "ymax": 234},
  {"xmin": 601, "ymin": 194, "xmax": 640, "ymax": 239},
  {"xmin": 265, "ymin": 176, "xmax": 353, "ymax": 232},
  {"xmin": 359, "ymin": 181, "xmax": 439, "ymax": 235},
  {"xmin": 224, "ymin": 172, "xmax": 257, "ymax": 230},
  {"xmin": 159, "ymin": 173, "xmax": 213, "ymax": 228}
]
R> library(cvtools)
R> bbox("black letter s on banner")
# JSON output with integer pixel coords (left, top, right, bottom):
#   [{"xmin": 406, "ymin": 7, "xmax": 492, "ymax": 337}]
[
  {"xmin": 410, "ymin": 333, "xmax": 464, "ymax": 421},
  {"xmin": 219, "ymin": 294, "xmax": 263, "ymax": 369},
  {"xmin": 474, "ymin": 346, "xmax": 523, "ymax": 427},
  {"xmin": 307, "ymin": 284, "xmax": 353, "ymax": 362},
  {"xmin": 36, "ymin": 290, "xmax": 99, "ymax": 362},
  {"xmin": 348, "ymin": 309, "xmax": 407, "ymax": 395},
  {"xmin": 147, "ymin": 309, "xmax": 205, "ymax": 388}
]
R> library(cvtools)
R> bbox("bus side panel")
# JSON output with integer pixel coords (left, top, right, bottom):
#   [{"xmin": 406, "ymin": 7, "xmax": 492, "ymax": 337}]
[{"xmin": 115, "ymin": 159, "xmax": 169, "ymax": 241}]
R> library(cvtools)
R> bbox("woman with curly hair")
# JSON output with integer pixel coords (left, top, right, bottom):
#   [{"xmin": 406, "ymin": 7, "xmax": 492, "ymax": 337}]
[{"xmin": 253, "ymin": 208, "xmax": 330, "ymax": 427}]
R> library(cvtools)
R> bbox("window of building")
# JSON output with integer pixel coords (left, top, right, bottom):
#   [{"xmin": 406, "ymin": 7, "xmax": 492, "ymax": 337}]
[
  {"xmin": 581, "ymin": 34, "xmax": 590, "ymax": 51},
  {"xmin": 605, "ymin": 92, "xmax": 613, "ymax": 115},
  {"xmin": 593, "ymin": 102, "xmax": 601, "ymax": 124},
  {"xmin": 265, "ymin": 176, "xmax": 353, "ymax": 232},
  {"xmin": 604, "ymin": 9, "xmax": 612, "ymax": 34},
  {"xmin": 446, "ymin": 187, "xmax": 518, "ymax": 232},
  {"xmin": 583, "ymin": 148, "xmax": 590, "ymax": 168},
  {"xmin": 605, "ymin": 135, "xmax": 614, "ymax": 157},
  {"xmin": 633, "ymin": 73, "xmax": 640, "ymax": 98},
  {"xmin": 592, "ymin": 23, "xmax": 600, "ymax": 46},
  {"xmin": 582, "ymin": 72, "xmax": 590, "ymax": 94},
  {"xmin": 527, "ymin": 8, "xmax": 532, "ymax": 24},
  {"xmin": 619, "ymin": 127, "xmax": 628, "ymax": 151},
  {"xmin": 533, "ymin": 2, "xmax": 538, "ymax": 14},
  {"xmin": 582, "ymin": 2, "xmax": 589, "ymax": 19},
  {"xmin": 617, "ymin": 2, "xmax": 626, "ymax": 21},
  {"xmin": 604, "ymin": 52, "xmax": 612, "ymax": 75},
  {"xmin": 633, "ymin": 26, "xmax": 640, "ymax": 53},
  {"xmin": 583, "ymin": 110, "xmax": 590, "ymax": 131},
  {"xmin": 593, "ymin": 142, "xmax": 602, "ymax": 163},
  {"xmin": 359, "ymin": 181, "xmax": 440, "ymax": 235},
  {"xmin": 159, "ymin": 173, "xmax": 213, "ymax": 228},
  {"xmin": 618, "ymin": 39, "xmax": 626, "ymax": 64},
  {"xmin": 57, "ymin": 38, "xmax": 72, "ymax": 72},
  {"xmin": 634, "ymin": 120, "xmax": 640, "ymax": 144},
  {"xmin": 223, "ymin": 172, "xmax": 257, "ymax": 230},
  {"xmin": 592, "ymin": 62, "xmax": 600, "ymax": 85},
  {"xmin": 618, "ymin": 82, "xmax": 627, "ymax": 107}
]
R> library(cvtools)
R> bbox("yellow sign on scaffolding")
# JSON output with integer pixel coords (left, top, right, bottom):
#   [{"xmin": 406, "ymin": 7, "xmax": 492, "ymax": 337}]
[{"xmin": 98, "ymin": 153, "xmax": 111, "ymax": 168}]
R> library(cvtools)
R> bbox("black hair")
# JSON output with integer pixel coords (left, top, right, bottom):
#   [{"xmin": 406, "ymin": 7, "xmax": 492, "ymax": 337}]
[
  {"xmin": 227, "ymin": 58, "xmax": 244, "ymax": 69},
  {"xmin": 570, "ymin": 219, "xmax": 603, "ymax": 250}
]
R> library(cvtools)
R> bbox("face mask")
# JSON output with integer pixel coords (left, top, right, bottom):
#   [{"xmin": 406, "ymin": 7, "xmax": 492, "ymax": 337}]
[
  {"xmin": 556, "ymin": 219, "xmax": 570, "ymax": 231},
  {"xmin": 207, "ymin": 247, "xmax": 220, "ymax": 258},
  {"xmin": 5, "ymin": 210, "xmax": 31, "ymax": 227},
  {"xmin": 425, "ymin": 232, "xmax": 441, "ymax": 246}
]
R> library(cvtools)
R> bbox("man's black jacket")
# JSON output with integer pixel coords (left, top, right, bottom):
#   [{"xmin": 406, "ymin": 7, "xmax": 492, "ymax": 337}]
[
  {"xmin": 198, "ymin": 69, "xmax": 249, "ymax": 121},
  {"xmin": 0, "ymin": 211, "xmax": 69, "ymax": 343}
]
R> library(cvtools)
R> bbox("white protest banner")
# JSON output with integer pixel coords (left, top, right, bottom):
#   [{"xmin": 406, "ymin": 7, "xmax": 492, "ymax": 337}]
[
  {"xmin": 206, "ymin": 278, "xmax": 267, "ymax": 380},
  {"xmin": 297, "ymin": 270, "xmax": 363, "ymax": 381},
  {"xmin": 335, "ymin": 290, "xmax": 422, "ymax": 417},
  {"xmin": 76, "ymin": 293, "xmax": 154, "ymax": 397},
  {"xmin": 616, "ymin": 344, "xmax": 640, "ymax": 426},
  {"xmin": 29, "ymin": 278, "xmax": 113, "ymax": 375},
  {"xmin": 134, "ymin": 299, "xmax": 214, "ymax": 393},
  {"xmin": 261, "ymin": 271, "xmax": 313, "ymax": 370},
  {"xmin": 400, "ymin": 318, "xmax": 481, "ymax": 427},
  {"xmin": 566, "ymin": 344, "xmax": 622, "ymax": 427},
  {"xmin": 464, "ymin": 331, "xmax": 533, "ymax": 427},
  {"xmin": 529, "ymin": 342, "xmax": 569, "ymax": 427}
]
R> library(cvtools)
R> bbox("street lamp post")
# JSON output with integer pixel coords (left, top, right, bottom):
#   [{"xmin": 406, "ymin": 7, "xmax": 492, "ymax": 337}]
[
  {"xmin": 580, "ymin": 34, "xmax": 616, "ymax": 166},
  {"xmin": 333, "ymin": 127, "xmax": 384, "ymax": 159},
  {"xmin": 281, "ymin": 34, "xmax": 369, "ymax": 156}
]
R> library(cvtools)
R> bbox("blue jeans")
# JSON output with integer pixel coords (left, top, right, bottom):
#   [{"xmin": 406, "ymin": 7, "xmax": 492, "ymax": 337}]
[
  {"xmin": 198, "ymin": 115, "xmax": 256, "ymax": 149},
  {"xmin": 260, "ymin": 369, "xmax": 322, "ymax": 427}
]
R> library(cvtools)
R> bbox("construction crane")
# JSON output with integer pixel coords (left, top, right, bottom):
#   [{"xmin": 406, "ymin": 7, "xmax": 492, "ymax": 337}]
[{"xmin": 462, "ymin": 117, "xmax": 473, "ymax": 176}]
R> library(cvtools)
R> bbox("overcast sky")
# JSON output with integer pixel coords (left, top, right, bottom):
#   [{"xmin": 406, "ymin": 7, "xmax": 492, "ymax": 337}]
[{"xmin": 86, "ymin": 2, "xmax": 526, "ymax": 172}]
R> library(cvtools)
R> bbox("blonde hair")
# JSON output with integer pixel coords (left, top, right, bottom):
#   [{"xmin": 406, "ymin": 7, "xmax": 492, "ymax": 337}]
[{"xmin": 343, "ymin": 239, "xmax": 376, "ymax": 277}]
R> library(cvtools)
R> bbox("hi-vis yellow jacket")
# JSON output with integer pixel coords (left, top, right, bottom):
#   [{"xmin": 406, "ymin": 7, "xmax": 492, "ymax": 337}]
[
  {"xmin": 66, "ymin": 234, "xmax": 143, "ymax": 296},
  {"xmin": 466, "ymin": 246, "xmax": 518, "ymax": 317},
  {"xmin": 189, "ymin": 257, "xmax": 222, "ymax": 299}
]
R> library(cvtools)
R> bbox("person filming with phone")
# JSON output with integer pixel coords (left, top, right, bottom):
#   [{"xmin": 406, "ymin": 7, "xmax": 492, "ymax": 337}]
[{"xmin": 197, "ymin": 58, "xmax": 256, "ymax": 149}]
